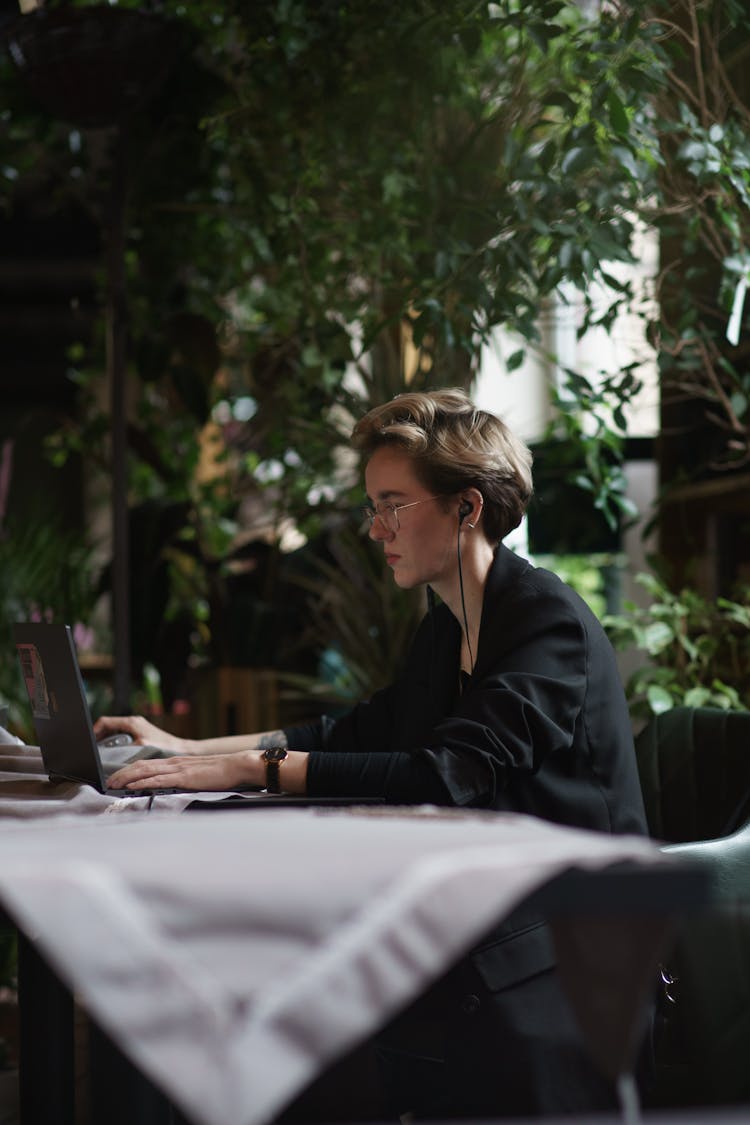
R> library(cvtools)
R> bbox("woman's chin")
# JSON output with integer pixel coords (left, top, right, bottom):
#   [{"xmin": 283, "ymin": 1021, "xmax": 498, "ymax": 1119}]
[{"xmin": 392, "ymin": 571, "xmax": 419, "ymax": 590}]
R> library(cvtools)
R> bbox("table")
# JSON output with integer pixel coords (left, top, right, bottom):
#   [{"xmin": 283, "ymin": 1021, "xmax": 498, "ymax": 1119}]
[{"xmin": 0, "ymin": 804, "xmax": 699, "ymax": 1125}]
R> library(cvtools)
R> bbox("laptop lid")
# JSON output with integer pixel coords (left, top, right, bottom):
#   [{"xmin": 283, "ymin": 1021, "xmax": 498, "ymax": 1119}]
[{"xmin": 13, "ymin": 621, "xmax": 108, "ymax": 791}]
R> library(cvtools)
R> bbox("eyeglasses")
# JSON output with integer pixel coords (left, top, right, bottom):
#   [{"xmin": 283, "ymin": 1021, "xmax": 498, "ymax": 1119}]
[{"xmin": 361, "ymin": 495, "xmax": 446, "ymax": 533}]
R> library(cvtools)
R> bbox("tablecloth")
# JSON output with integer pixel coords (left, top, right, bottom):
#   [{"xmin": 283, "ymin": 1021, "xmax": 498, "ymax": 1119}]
[{"xmin": 0, "ymin": 805, "xmax": 669, "ymax": 1125}]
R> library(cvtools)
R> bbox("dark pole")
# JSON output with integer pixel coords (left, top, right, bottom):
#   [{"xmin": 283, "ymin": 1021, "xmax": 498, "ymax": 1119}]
[
  {"xmin": 4, "ymin": 6, "xmax": 181, "ymax": 713},
  {"xmin": 105, "ymin": 129, "xmax": 131, "ymax": 714}
]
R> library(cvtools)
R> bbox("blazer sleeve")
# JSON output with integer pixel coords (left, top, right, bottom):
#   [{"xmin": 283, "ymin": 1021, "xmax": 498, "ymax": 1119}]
[
  {"xmin": 285, "ymin": 678, "xmax": 454, "ymax": 803},
  {"xmin": 283, "ymin": 680, "xmax": 403, "ymax": 755}
]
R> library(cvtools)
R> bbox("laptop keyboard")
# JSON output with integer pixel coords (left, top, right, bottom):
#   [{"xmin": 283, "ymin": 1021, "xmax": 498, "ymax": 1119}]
[{"xmin": 105, "ymin": 787, "xmax": 183, "ymax": 798}]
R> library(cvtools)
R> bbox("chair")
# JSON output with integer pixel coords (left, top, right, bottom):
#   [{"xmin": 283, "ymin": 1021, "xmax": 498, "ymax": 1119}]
[
  {"xmin": 634, "ymin": 707, "xmax": 750, "ymax": 1108},
  {"xmin": 650, "ymin": 823, "xmax": 750, "ymax": 1108},
  {"xmin": 635, "ymin": 706, "xmax": 750, "ymax": 843}
]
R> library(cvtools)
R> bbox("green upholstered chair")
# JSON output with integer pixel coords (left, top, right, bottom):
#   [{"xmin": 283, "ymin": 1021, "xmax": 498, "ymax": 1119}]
[
  {"xmin": 634, "ymin": 708, "xmax": 750, "ymax": 1108},
  {"xmin": 635, "ymin": 706, "xmax": 750, "ymax": 844},
  {"xmin": 649, "ymin": 823, "xmax": 750, "ymax": 1108}
]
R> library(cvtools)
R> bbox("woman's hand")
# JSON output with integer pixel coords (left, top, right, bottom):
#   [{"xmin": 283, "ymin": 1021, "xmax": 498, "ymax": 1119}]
[
  {"xmin": 93, "ymin": 714, "xmax": 194, "ymax": 755},
  {"xmin": 107, "ymin": 750, "xmax": 260, "ymax": 793}
]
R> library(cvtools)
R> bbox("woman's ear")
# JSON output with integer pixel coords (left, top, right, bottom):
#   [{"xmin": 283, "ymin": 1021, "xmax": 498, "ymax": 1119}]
[{"xmin": 459, "ymin": 491, "xmax": 483, "ymax": 526}]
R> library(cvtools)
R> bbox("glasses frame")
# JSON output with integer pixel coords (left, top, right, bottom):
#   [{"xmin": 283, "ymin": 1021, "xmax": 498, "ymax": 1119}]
[{"xmin": 361, "ymin": 495, "xmax": 448, "ymax": 533}]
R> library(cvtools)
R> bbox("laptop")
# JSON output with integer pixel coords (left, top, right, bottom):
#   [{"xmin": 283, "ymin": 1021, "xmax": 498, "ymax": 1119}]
[
  {"xmin": 13, "ymin": 621, "xmax": 383, "ymax": 808},
  {"xmin": 13, "ymin": 621, "xmax": 184, "ymax": 796}
]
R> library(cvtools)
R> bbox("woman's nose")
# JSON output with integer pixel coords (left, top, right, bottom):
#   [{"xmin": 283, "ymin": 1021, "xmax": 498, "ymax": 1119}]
[{"xmin": 368, "ymin": 515, "xmax": 393, "ymax": 541}]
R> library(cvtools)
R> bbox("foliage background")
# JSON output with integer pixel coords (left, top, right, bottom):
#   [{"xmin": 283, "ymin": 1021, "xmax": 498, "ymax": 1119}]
[{"xmin": 2, "ymin": 0, "xmax": 750, "ymax": 716}]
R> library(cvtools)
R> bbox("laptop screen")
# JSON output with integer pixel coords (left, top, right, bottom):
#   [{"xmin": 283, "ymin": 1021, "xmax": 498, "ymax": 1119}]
[{"xmin": 13, "ymin": 621, "xmax": 107, "ymax": 790}]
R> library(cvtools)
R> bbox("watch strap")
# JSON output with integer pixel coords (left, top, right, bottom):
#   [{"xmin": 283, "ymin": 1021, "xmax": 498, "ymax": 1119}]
[{"xmin": 262, "ymin": 746, "xmax": 288, "ymax": 793}]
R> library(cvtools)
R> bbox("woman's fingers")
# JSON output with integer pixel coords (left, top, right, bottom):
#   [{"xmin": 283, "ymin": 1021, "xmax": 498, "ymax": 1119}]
[
  {"xmin": 94, "ymin": 714, "xmax": 183, "ymax": 752},
  {"xmin": 107, "ymin": 756, "xmax": 184, "ymax": 789},
  {"xmin": 107, "ymin": 753, "xmax": 251, "ymax": 792}
]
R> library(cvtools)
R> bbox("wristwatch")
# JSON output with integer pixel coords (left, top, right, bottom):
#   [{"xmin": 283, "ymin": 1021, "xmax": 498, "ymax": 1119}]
[{"xmin": 262, "ymin": 746, "xmax": 288, "ymax": 793}]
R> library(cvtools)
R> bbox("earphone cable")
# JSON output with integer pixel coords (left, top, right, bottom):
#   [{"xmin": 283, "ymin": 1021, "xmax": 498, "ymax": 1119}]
[{"xmin": 457, "ymin": 523, "xmax": 474, "ymax": 674}]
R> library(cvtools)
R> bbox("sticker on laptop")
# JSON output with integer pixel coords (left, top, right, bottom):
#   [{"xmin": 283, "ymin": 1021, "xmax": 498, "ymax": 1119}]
[{"xmin": 17, "ymin": 643, "xmax": 55, "ymax": 719}]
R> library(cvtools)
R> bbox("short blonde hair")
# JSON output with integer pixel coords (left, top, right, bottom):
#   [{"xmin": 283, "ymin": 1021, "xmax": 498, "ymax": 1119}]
[{"xmin": 352, "ymin": 388, "xmax": 533, "ymax": 542}]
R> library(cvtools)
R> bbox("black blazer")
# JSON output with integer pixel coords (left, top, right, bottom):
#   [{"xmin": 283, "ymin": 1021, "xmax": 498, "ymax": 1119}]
[
  {"xmin": 302, "ymin": 545, "xmax": 646, "ymax": 833},
  {"xmin": 293, "ymin": 545, "xmax": 647, "ymax": 990}
]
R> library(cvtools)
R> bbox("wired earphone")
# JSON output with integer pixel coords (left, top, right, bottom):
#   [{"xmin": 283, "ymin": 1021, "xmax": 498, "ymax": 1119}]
[{"xmin": 457, "ymin": 496, "xmax": 477, "ymax": 672}]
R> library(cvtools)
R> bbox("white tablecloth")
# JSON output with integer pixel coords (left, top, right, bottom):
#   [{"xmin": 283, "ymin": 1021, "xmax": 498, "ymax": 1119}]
[{"xmin": 0, "ymin": 805, "xmax": 670, "ymax": 1125}]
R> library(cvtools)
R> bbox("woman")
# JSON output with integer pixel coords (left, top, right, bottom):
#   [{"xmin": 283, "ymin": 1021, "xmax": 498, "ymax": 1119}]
[{"xmin": 101, "ymin": 388, "xmax": 648, "ymax": 1117}]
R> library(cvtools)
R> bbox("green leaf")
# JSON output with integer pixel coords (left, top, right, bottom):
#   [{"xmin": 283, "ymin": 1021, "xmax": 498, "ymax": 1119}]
[
  {"xmin": 301, "ymin": 345, "xmax": 322, "ymax": 368},
  {"xmin": 642, "ymin": 621, "xmax": 674, "ymax": 653},
  {"xmin": 684, "ymin": 687, "xmax": 711, "ymax": 708},
  {"xmin": 607, "ymin": 91, "xmax": 630, "ymax": 137},
  {"xmin": 527, "ymin": 21, "xmax": 565, "ymax": 52},
  {"xmin": 646, "ymin": 684, "xmax": 675, "ymax": 715},
  {"xmin": 505, "ymin": 348, "xmax": 526, "ymax": 372},
  {"xmin": 730, "ymin": 392, "xmax": 748, "ymax": 417},
  {"xmin": 561, "ymin": 146, "xmax": 597, "ymax": 176}
]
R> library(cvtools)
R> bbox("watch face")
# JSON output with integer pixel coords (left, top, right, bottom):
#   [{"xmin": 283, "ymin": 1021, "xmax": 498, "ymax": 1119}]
[{"xmin": 264, "ymin": 747, "xmax": 287, "ymax": 763}]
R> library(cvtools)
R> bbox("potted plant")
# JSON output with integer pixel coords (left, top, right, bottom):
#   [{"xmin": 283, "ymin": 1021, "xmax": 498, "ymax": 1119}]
[{"xmin": 603, "ymin": 570, "xmax": 750, "ymax": 721}]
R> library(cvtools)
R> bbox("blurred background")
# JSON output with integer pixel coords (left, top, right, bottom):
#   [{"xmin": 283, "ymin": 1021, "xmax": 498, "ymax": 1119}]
[{"xmin": 1, "ymin": 0, "xmax": 749, "ymax": 743}]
